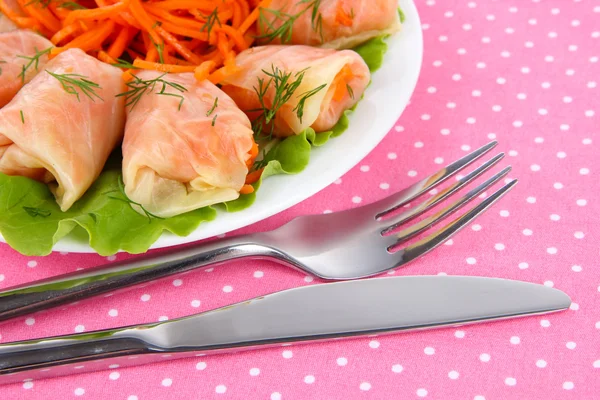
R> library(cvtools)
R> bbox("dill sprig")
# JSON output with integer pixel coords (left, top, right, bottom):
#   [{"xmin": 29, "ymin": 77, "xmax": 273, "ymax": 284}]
[
  {"xmin": 46, "ymin": 71, "xmax": 103, "ymax": 102},
  {"xmin": 211, "ymin": 114, "xmax": 218, "ymax": 126},
  {"xmin": 258, "ymin": 0, "xmax": 323, "ymax": 44},
  {"xmin": 23, "ymin": 206, "xmax": 51, "ymax": 218},
  {"xmin": 150, "ymin": 37, "xmax": 165, "ymax": 64},
  {"xmin": 116, "ymin": 73, "xmax": 187, "ymax": 111},
  {"xmin": 293, "ymin": 83, "xmax": 326, "ymax": 123},
  {"xmin": 17, "ymin": 47, "xmax": 53, "ymax": 84},
  {"xmin": 201, "ymin": 8, "xmax": 222, "ymax": 41},
  {"xmin": 24, "ymin": 0, "xmax": 52, "ymax": 7},
  {"xmin": 250, "ymin": 65, "xmax": 306, "ymax": 140},
  {"xmin": 111, "ymin": 58, "xmax": 139, "ymax": 69},
  {"xmin": 105, "ymin": 176, "xmax": 164, "ymax": 223},
  {"xmin": 58, "ymin": 1, "xmax": 87, "ymax": 10},
  {"xmin": 20, "ymin": 110, "xmax": 25, "ymax": 124},
  {"xmin": 206, "ymin": 97, "xmax": 218, "ymax": 116},
  {"xmin": 346, "ymin": 83, "xmax": 354, "ymax": 99}
]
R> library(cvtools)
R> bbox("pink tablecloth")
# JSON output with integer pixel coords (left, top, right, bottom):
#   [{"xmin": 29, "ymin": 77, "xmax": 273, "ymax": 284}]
[{"xmin": 1, "ymin": 1, "xmax": 599, "ymax": 399}]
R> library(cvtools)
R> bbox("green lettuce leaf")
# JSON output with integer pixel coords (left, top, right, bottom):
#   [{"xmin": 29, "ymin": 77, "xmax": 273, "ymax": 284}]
[{"xmin": 0, "ymin": 35, "xmax": 390, "ymax": 256}]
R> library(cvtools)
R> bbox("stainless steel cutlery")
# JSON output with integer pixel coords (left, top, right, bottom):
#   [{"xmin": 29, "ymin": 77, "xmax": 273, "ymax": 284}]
[
  {"xmin": 0, "ymin": 276, "xmax": 571, "ymax": 384},
  {"xmin": 0, "ymin": 141, "xmax": 515, "ymax": 322}
]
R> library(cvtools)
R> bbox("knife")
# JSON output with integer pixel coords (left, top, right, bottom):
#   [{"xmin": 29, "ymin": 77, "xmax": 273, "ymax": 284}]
[{"xmin": 0, "ymin": 276, "xmax": 571, "ymax": 385}]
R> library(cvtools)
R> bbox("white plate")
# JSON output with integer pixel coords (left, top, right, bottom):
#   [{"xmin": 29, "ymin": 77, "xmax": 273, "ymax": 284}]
[{"xmin": 36, "ymin": 0, "xmax": 423, "ymax": 253}]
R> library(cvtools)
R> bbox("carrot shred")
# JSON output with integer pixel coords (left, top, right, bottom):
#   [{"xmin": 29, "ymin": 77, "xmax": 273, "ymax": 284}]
[
  {"xmin": 133, "ymin": 59, "xmax": 197, "ymax": 73},
  {"xmin": 239, "ymin": 0, "xmax": 270, "ymax": 34},
  {"xmin": 194, "ymin": 60, "xmax": 216, "ymax": 81},
  {"xmin": 51, "ymin": 24, "xmax": 80, "ymax": 45},
  {"xmin": 64, "ymin": 0, "xmax": 131, "ymax": 27},
  {"xmin": 98, "ymin": 50, "xmax": 117, "ymax": 64},
  {"xmin": 245, "ymin": 168, "xmax": 263, "ymax": 185},
  {"xmin": 17, "ymin": 0, "xmax": 62, "ymax": 33},
  {"xmin": 107, "ymin": 26, "xmax": 135, "ymax": 59},
  {"xmin": 240, "ymin": 184, "xmax": 255, "ymax": 195},
  {"xmin": 335, "ymin": 3, "xmax": 354, "ymax": 27}
]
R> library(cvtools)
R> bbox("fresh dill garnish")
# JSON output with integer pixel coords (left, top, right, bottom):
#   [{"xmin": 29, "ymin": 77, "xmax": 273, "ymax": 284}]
[
  {"xmin": 258, "ymin": 0, "xmax": 323, "ymax": 44},
  {"xmin": 105, "ymin": 176, "xmax": 164, "ymax": 223},
  {"xmin": 150, "ymin": 38, "xmax": 165, "ymax": 64},
  {"xmin": 200, "ymin": 8, "xmax": 222, "ymax": 40},
  {"xmin": 293, "ymin": 83, "xmax": 326, "ymax": 123},
  {"xmin": 46, "ymin": 71, "xmax": 103, "ymax": 102},
  {"xmin": 346, "ymin": 83, "xmax": 354, "ymax": 99},
  {"xmin": 117, "ymin": 73, "xmax": 187, "ymax": 111},
  {"xmin": 17, "ymin": 47, "xmax": 53, "ymax": 84},
  {"xmin": 250, "ymin": 65, "xmax": 307, "ymax": 139},
  {"xmin": 206, "ymin": 97, "xmax": 218, "ymax": 117},
  {"xmin": 58, "ymin": 1, "xmax": 87, "ymax": 10},
  {"xmin": 151, "ymin": 21, "xmax": 162, "ymax": 29},
  {"xmin": 111, "ymin": 58, "xmax": 139, "ymax": 69},
  {"xmin": 24, "ymin": 0, "xmax": 52, "ymax": 8},
  {"xmin": 23, "ymin": 206, "xmax": 51, "ymax": 218},
  {"xmin": 20, "ymin": 110, "xmax": 25, "ymax": 124},
  {"xmin": 350, "ymin": 8, "xmax": 355, "ymax": 18},
  {"xmin": 211, "ymin": 114, "xmax": 218, "ymax": 126}
]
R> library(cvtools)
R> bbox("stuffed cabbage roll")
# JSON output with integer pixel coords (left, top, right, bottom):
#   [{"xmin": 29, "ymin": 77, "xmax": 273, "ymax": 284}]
[
  {"xmin": 122, "ymin": 71, "xmax": 255, "ymax": 218},
  {"xmin": 0, "ymin": 48, "xmax": 125, "ymax": 211},
  {"xmin": 257, "ymin": 0, "xmax": 401, "ymax": 49},
  {"xmin": 221, "ymin": 45, "xmax": 370, "ymax": 137},
  {"xmin": 0, "ymin": 30, "xmax": 53, "ymax": 107}
]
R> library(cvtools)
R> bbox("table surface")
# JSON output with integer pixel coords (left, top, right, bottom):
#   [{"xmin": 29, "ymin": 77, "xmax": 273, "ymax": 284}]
[{"xmin": 1, "ymin": 0, "xmax": 599, "ymax": 399}]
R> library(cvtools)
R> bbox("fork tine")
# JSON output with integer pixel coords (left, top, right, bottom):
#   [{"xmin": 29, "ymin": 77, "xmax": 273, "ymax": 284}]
[
  {"xmin": 375, "ymin": 141, "xmax": 498, "ymax": 219},
  {"xmin": 380, "ymin": 152, "xmax": 505, "ymax": 232},
  {"xmin": 390, "ymin": 179, "xmax": 518, "ymax": 267},
  {"xmin": 385, "ymin": 166, "xmax": 511, "ymax": 243}
]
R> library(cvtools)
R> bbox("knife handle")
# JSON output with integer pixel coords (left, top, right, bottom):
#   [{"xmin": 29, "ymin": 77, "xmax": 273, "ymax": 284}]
[{"xmin": 0, "ymin": 234, "xmax": 281, "ymax": 322}]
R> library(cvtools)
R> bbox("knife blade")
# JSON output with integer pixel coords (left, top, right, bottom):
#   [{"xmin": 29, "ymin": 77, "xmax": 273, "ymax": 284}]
[{"xmin": 0, "ymin": 276, "xmax": 571, "ymax": 385}]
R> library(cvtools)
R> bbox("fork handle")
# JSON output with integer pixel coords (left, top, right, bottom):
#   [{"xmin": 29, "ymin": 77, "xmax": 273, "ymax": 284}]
[{"xmin": 0, "ymin": 234, "xmax": 280, "ymax": 322}]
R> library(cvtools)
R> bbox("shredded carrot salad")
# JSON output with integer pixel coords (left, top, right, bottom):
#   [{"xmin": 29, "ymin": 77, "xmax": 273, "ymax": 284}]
[{"xmin": 2, "ymin": 0, "xmax": 272, "ymax": 84}]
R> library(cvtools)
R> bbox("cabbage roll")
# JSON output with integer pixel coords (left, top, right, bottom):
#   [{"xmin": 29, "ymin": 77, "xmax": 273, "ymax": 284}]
[
  {"xmin": 0, "ymin": 48, "xmax": 125, "ymax": 211},
  {"xmin": 257, "ymin": 0, "xmax": 401, "ymax": 49},
  {"xmin": 122, "ymin": 71, "xmax": 255, "ymax": 218},
  {"xmin": 0, "ymin": 29, "xmax": 53, "ymax": 107},
  {"xmin": 221, "ymin": 45, "xmax": 370, "ymax": 137}
]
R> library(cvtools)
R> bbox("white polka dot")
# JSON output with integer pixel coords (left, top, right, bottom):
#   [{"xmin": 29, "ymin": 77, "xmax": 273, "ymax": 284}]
[
  {"xmin": 359, "ymin": 165, "xmax": 369, "ymax": 172},
  {"xmin": 508, "ymin": 150, "xmax": 518, "ymax": 157},
  {"xmin": 580, "ymin": 168, "xmax": 590, "ymax": 175},
  {"xmin": 536, "ymin": 359, "xmax": 547, "ymax": 368},
  {"xmin": 407, "ymin": 170, "xmax": 417, "ymax": 177},
  {"xmin": 534, "ymin": 137, "xmax": 544, "ymax": 144},
  {"xmin": 191, "ymin": 299, "xmax": 201, "ymax": 308},
  {"xmin": 394, "ymin": 125, "xmax": 404, "ymax": 132},
  {"xmin": 352, "ymin": 196, "xmax": 362, "ymax": 204},
  {"xmin": 359, "ymin": 382, "xmax": 371, "ymax": 391},
  {"xmin": 482, "ymin": 36, "xmax": 491, "ymax": 43},
  {"xmin": 369, "ymin": 340, "xmax": 380, "ymax": 349},
  {"xmin": 304, "ymin": 276, "xmax": 314, "ymax": 282},
  {"xmin": 249, "ymin": 367, "xmax": 260, "ymax": 376},
  {"xmin": 441, "ymin": 128, "xmax": 450, "ymax": 135},
  {"xmin": 538, "ymin": 108, "xmax": 548, "ymax": 115},
  {"xmin": 304, "ymin": 375, "xmax": 315, "ymax": 384},
  {"xmin": 548, "ymin": 32, "xmax": 557, "ymax": 38},
  {"xmin": 540, "ymin": 319, "xmax": 551, "ymax": 327},
  {"xmin": 337, "ymin": 357, "xmax": 348, "ymax": 366},
  {"xmin": 574, "ymin": 231, "xmax": 585, "ymax": 239},
  {"xmin": 521, "ymin": 67, "xmax": 530, "ymax": 73},
  {"xmin": 417, "ymin": 388, "xmax": 428, "ymax": 397},
  {"xmin": 439, "ymin": 35, "xmax": 448, "ymax": 42},
  {"xmin": 474, "ymin": 396, "xmax": 486, "ymax": 400},
  {"xmin": 461, "ymin": 144, "xmax": 471, "ymax": 151},
  {"xmin": 444, "ymin": 239, "xmax": 453, "ymax": 246},
  {"xmin": 510, "ymin": 336, "xmax": 521, "ymax": 345},
  {"xmin": 544, "ymin": 281, "xmax": 554, "ymax": 288},
  {"xmin": 566, "ymin": 341, "xmax": 576, "ymax": 349},
  {"xmin": 172, "ymin": 279, "xmax": 183, "ymax": 287},
  {"xmin": 108, "ymin": 309, "xmax": 118, "ymax": 317},
  {"xmin": 432, "ymin": 60, "xmax": 442, "ymax": 67},
  {"xmin": 455, "ymin": 330, "xmax": 465, "ymax": 338},
  {"xmin": 448, "ymin": 370, "xmax": 459, "ymax": 379},
  {"xmin": 494, "ymin": 243, "xmax": 505, "ymax": 251},
  {"xmin": 525, "ymin": 41, "xmax": 534, "ymax": 48},
  {"xmin": 466, "ymin": 257, "xmax": 476, "ymax": 265},
  {"xmin": 572, "ymin": 265, "xmax": 582, "ymax": 272},
  {"xmin": 447, "ymin": 102, "xmax": 457, "ymax": 109},
  {"xmin": 588, "ymin": 81, "xmax": 597, "ymax": 88},
  {"xmin": 592, "ymin": 32, "xmax": 600, "ymax": 38},
  {"xmin": 387, "ymin": 152, "xmax": 397, "ymax": 160},
  {"xmin": 109, "ymin": 371, "xmax": 120, "ymax": 380},
  {"xmin": 576, "ymin": 199, "xmax": 587, "ymax": 206},
  {"xmin": 583, "ymin": 138, "xmax": 592, "ymax": 145},
  {"xmin": 466, "ymin": 117, "xmax": 476, "ymax": 124},
  {"xmin": 545, "ymin": 55, "xmax": 555, "ymax": 62},
  {"xmin": 596, "ymin": 322, "xmax": 600, "ymax": 329},
  {"xmin": 414, "ymin": 141, "xmax": 424, "ymax": 148},
  {"xmin": 516, "ymin": 93, "xmax": 526, "ymax": 100},
  {"xmin": 196, "ymin": 361, "xmax": 207, "ymax": 370},
  {"xmin": 585, "ymin": 110, "xmax": 595, "ymax": 117},
  {"xmin": 476, "ymin": 62, "xmax": 486, "ymax": 68},
  {"xmin": 553, "ymin": 182, "xmax": 563, "ymax": 189},
  {"xmin": 323, "ymin": 210, "xmax": 332, "ymax": 214},
  {"xmin": 106, "ymin": 255, "xmax": 117, "ymax": 261},
  {"xmin": 25, "ymin": 317, "xmax": 35, "ymax": 326},
  {"xmin": 472, "ymin": 224, "xmax": 482, "ymax": 231},
  {"xmin": 74, "ymin": 388, "xmax": 85, "ymax": 396},
  {"xmin": 215, "ymin": 385, "xmax": 227, "ymax": 394},
  {"xmin": 541, "ymin": 82, "xmax": 551, "ymax": 89},
  {"xmin": 271, "ymin": 393, "xmax": 282, "ymax": 400},
  {"xmin": 488, "ymin": 133, "xmax": 496, "ymax": 139},
  {"xmin": 222, "ymin": 285, "xmax": 233, "ymax": 293},
  {"xmin": 519, "ymin": 262, "xmax": 529, "ymax": 270},
  {"xmin": 570, "ymin": 303, "xmax": 579, "ymax": 311},
  {"xmin": 557, "ymin": 152, "xmax": 566, "ymax": 159},
  {"xmin": 282, "ymin": 350, "xmax": 293, "ymax": 359},
  {"xmin": 530, "ymin": 164, "xmax": 540, "ymax": 172},
  {"xmin": 74, "ymin": 324, "xmax": 85, "ymax": 333},
  {"xmin": 496, "ymin": 77, "xmax": 506, "ymax": 85},
  {"xmin": 391, "ymin": 364, "xmax": 403, "ymax": 373},
  {"xmin": 528, "ymin": 18, "xmax": 537, "ymax": 25},
  {"xmin": 560, "ymin": 124, "xmax": 570, "ymax": 131},
  {"xmin": 424, "ymin": 347, "xmax": 435, "ymax": 355},
  {"xmin": 23, "ymin": 382, "xmax": 33, "ymax": 389},
  {"xmin": 563, "ymin": 382, "xmax": 574, "ymax": 390},
  {"xmin": 505, "ymin": 377, "xmax": 517, "ymax": 386},
  {"xmin": 566, "ymin": 69, "xmax": 575, "ymax": 76},
  {"xmin": 452, "ymin": 73, "xmax": 462, "ymax": 81},
  {"xmin": 158, "ymin": 316, "xmax": 168, "ymax": 322},
  {"xmin": 334, "ymin": 178, "xmax": 342, "ymax": 184},
  {"xmin": 594, "ymin": 360, "xmax": 600, "ymax": 368},
  {"xmin": 458, "ymin": 48, "xmax": 467, "ymax": 55},
  {"xmin": 379, "ymin": 182, "xmax": 390, "ymax": 190},
  {"xmin": 499, "ymin": 210, "xmax": 510, "ymax": 217},
  {"xmin": 140, "ymin": 294, "xmax": 150, "ymax": 302},
  {"xmin": 547, "ymin": 247, "xmax": 557, "ymax": 255},
  {"xmin": 27, "ymin": 260, "xmax": 37, "ymax": 268},
  {"xmin": 480, "ymin": 353, "xmax": 491, "ymax": 362}
]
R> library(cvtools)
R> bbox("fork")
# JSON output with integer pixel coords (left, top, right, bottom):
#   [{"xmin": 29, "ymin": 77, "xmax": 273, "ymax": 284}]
[{"xmin": 0, "ymin": 141, "xmax": 516, "ymax": 322}]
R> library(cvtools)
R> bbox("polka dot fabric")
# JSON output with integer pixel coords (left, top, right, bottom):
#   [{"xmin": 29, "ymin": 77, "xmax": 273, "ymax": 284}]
[{"xmin": 1, "ymin": 0, "xmax": 599, "ymax": 398}]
